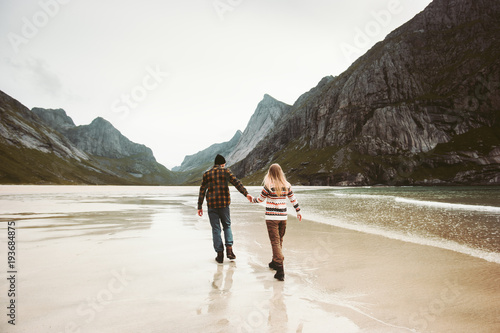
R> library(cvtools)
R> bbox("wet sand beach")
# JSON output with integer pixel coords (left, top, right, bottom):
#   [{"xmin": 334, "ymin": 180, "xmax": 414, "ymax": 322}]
[{"xmin": 0, "ymin": 186, "xmax": 499, "ymax": 332}]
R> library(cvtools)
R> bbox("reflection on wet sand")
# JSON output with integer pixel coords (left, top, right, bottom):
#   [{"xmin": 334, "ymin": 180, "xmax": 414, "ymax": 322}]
[
  {"xmin": 19, "ymin": 210, "xmax": 155, "ymax": 241},
  {"xmin": 204, "ymin": 262, "xmax": 235, "ymax": 331},
  {"xmin": 267, "ymin": 281, "xmax": 288, "ymax": 333}
]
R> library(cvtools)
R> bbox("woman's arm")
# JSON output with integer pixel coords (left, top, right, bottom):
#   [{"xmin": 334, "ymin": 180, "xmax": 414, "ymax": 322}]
[
  {"xmin": 287, "ymin": 188, "xmax": 302, "ymax": 221},
  {"xmin": 252, "ymin": 187, "xmax": 269, "ymax": 203}
]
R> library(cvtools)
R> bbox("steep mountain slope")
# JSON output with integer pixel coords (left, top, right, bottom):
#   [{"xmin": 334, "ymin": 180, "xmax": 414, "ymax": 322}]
[
  {"xmin": 31, "ymin": 107, "xmax": 76, "ymax": 132},
  {"xmin": 173, "ymin": 94, "xmax": 291, "ymax": 184},
  {"xmin": 173, "ymin": 130, "xmax": 241, "ymax": 173},
  {"xmin": 33, "ymin": 108, "xmax": 157, "ymax": 162},
  {"xmin": 171, "ymin": 131, "xmax": 242, "ymax": 185},
  {"xmin": 226, "ymin": 94, "xmax": 291, "ymax": 165},
  {"xmin": 0, "ymin": 92, "xmax": 175, "ymax": 185},
  {"xmin": 233, "ymin": 0, "xmax": 500, "ymax": 185}
]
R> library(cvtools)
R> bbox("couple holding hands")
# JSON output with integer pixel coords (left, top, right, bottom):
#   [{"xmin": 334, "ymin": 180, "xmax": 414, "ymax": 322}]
[{"xmin": 197, "ymin": 154, "xmax": 302, "ymax": 281}]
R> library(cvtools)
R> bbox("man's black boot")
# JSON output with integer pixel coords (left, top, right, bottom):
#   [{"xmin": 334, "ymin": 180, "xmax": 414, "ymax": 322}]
[{"xmin": 215, "ymin": 251, "xmax": 224, "ymax": 263}]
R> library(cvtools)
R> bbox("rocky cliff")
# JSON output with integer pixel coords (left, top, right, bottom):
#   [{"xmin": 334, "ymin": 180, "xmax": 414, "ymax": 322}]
[
  {"xmin": 233, "ymin": 0, "xmax": 500, "ymax": 185},
  {"xmin": 0, "ymin": 92, "xmax": 175, "ymax": 185},
  {"xmin": 33, "ymin": 108, "xmax": 156, "ymax": 162},
  {"xmin": 1, "ymin": 94, "xmax": 89, "ymax": 165},
  {"xmin": 172, "ymin": 94, "xmax": 291, "ymax": 184},
  {"xmin": 227, "ymin": 94, "xmax": 291, "ymax": 165},
  {"xmin": 32, "ymin": 107, "xmax": 76, "ymax": 133},
  {"xmin": 68, "ymin": 117, "xmax": 156, "ymax": 162}
]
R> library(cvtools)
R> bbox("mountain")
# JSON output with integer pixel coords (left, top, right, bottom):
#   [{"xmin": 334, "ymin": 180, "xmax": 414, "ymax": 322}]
[
  {"xmin": 31, "ymin": 107, "xmax": 76, "ymax": 132},
  {"xmin": 173, "ymin": 130, "xmax": 242, "ymax": 173},
  {"xmin": 172, "ymin": 94, "xmax": 291, "ymax": 185},
  {"xmin": 0, "ymin": 91, "xmax": 175, "ymax": 185},
  {"xmin": 226, "ymin": 94, "xmax": 291, "ymax": 166},
  {"xmin": 33, "ymin": 108, "xmax": 157, "ymax": 162},
  {"xmin": 170, "ymin": 130, "xmax": 241, "ymax": 185},
  {"xmin": 67, "ymin": 117, "xmax": 156, "ymax": 162},
  {"xmin": 232, "ymin": 0, "xmax": 500, "ymax": 185}
]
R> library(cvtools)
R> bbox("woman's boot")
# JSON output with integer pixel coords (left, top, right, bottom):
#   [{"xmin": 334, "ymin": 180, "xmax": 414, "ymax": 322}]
[
  {"xmin": 274, "ymin": 264, "xmax": 285, "ymax": 281},
  {"xmin": 269, "ymin": 260, "xmax": 280, "ymax": 270}
]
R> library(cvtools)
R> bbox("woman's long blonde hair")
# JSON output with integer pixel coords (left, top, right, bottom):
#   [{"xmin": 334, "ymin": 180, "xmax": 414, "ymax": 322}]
[{"xmin": 263, "ymin": 164, "xmax": 290, "ymax": 196}]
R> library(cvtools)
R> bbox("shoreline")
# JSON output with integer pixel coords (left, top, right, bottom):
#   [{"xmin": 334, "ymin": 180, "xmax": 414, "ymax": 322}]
[
  {"xmin": 230, "ymin": 200, "xmax": 500, "ymax": 333},
  {"xmin": 0, "ymin": 186, "xmax": 499, "ymax": 332},
  {"xmin": 297, "ymin": 212, "xmax": 500, "ymax": 265}
]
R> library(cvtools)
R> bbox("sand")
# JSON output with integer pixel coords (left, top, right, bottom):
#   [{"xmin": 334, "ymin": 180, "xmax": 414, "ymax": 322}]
[{"xmin": 1, "ymin": 187, "xmax": 499, "ymax": 333}]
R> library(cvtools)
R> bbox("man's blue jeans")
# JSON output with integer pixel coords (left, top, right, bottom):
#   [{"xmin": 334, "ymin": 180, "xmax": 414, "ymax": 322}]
[{"xmin": 208, "ymin": 207, "xmax": 233, "ymax": 252}]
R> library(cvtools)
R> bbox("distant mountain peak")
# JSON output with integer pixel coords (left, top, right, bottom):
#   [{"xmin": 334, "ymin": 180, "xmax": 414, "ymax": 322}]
[
  {"xmin": 262, "ymin": 93, "xmax": 277, "ymax": 101},
  {"xmin": 226, "ymin": 95, "xmax": 291, "ymax": 166},
  {"xmin": 172, "ymin": 130, "xmax": 242, "ymax": 173},
  {"xmin": 259, "ymin": 94, "xmax": 283, "ymax": 106},
  {"xmin": 32, "ymin": 107, "xmax": 76, "ymax": 132},
  {"xmin": 89, "ymin": 117, "xmax": 115, "ymax": 128},
  {"xmin": 32, "ymin": 108, "xmax": 158, "ymax": 163},
  {"xmin": 230, "ymin": 130, "xmax": 243, "ymax": 142}
]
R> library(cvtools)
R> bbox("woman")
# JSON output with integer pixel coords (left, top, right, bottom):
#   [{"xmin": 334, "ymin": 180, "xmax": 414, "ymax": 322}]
[{"xmin": 251, "ymin": 164, "xmax": 302, "ymax": 281}]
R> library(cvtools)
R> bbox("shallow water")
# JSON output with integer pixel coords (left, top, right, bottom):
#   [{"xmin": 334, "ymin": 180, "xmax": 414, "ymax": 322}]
[
  {"xmin": 1, "ymin": 185, "xmax": 499, "ymax": 263},
  {"xmin": 294, "ymin": 186, "xmax": 500, "ymax": 263}
]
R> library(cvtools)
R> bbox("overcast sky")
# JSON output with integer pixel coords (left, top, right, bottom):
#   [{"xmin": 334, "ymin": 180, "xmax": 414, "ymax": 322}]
[{"xmin": 1, "ymin": 0, "xmax": 432, "ymax": 168}]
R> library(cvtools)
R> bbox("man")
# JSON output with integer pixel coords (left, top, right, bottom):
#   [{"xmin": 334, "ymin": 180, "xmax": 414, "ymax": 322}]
[{"xmin": 198, "ymin": 154, "xmax": 252, "ymax": 263}]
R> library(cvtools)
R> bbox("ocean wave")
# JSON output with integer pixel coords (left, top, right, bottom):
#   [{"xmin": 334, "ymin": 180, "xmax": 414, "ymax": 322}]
[
  {"xmin": 332, "ymin": 193, "xmax": 392, "ymax": 200},
  {"xmin": 331, "ymin": 192, "xmax": 500, "ymax": 213},
  {"xmin": 306, "ymin": 212, "xmax": 500, "ymax": 264},
  {"xmin": 394, "ymin": 197, "xmax": 500, "ymax": 213}
]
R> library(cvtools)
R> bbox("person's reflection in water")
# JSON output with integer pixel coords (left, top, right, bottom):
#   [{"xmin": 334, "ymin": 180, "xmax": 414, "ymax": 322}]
[
  {"xmin": 268, "ymin": 281, "xmax": 288, "ymax": 332},
  {"xmin": 206, "ymin": 262, "xmax": 235, "ymax": 329}
]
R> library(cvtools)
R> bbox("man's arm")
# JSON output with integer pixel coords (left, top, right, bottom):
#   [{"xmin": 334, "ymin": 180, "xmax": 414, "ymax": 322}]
[
  {"xmin": 226, "ymin": 168, "xmax": 249, "ymax": 197},
  {"xmin": 197, "ymin": 173, "xmax": 208, "ymax": 211}
]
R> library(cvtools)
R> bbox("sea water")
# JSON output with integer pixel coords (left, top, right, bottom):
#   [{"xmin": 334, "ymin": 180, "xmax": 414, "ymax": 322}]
[
  {"xmin": 293, "ymin": 186, "xmax": 500, "ymax": 264},
  {"xmin": 1, "ymin": 185, "xmax": 499, "ymax": 264}
]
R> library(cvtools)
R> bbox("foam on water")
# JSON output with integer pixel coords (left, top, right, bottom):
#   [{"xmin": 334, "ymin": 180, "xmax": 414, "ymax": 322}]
[
  {"xmin": 332, "ymin": 192, "xmax": 391, "ymax": 200},
  {"xmin": 303, "ymin": 210, "xmax": 500, "ymax": 264},
  {"xmin": 394, "ymin": 197, "xmax": 500, "ymax": 213},
  {"xmin": 332, "ymin": 191, "xmax": 500, "ymax": 213}
]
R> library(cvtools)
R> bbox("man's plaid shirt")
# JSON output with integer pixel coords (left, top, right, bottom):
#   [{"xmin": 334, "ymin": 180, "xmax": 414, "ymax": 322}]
[{"xmin": 198, "ymin": 165, "xmax": 248, "ymax": 209}]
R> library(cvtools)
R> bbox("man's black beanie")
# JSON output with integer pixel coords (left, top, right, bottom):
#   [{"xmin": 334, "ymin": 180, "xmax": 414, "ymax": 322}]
[{"xmin": 215, "ymin": 154, "xmax": 226, "ymax": 165}]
